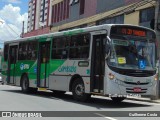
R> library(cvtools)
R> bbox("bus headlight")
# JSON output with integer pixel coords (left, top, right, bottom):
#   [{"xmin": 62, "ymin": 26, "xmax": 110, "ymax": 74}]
[
  {"xmin": 154, "ymin": 74, "xmax": 158, "ymax": 81},
  {"xmin": 109, "ymin": 73, "xmax": 115, "ymax": 80}
]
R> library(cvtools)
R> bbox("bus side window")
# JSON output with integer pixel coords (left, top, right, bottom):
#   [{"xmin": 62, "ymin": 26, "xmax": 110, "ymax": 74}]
[
  {"xmin": 69, "ymin": 34, "xmax": 90, "ymax": 59},
  {"xmin": 52, "ymin": 37, "xmax": 68, "ymax": 59},
  {"xmin": 28, "ymin": 41, "xmax": 37, "ymax": 60},
  {"xmin": 18, "ymin": 42, "xmax": 28, "ymax": 60},
  {"xmin": 4, "ymin": 44, "xmax": 9, "ymax": 61}
]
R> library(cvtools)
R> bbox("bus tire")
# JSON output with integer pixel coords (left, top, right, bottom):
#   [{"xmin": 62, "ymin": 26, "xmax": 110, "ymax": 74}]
[
  {"xmin": 111, "ymin": 97, "xmax": 126, "ymax": 102},
  {"xmin": 72, "ymin": 78, "xmax": 90, "ymax": 102},
  {"xmin": 21, "ymin": 75, "xmax": 30, "ymax": 93}
]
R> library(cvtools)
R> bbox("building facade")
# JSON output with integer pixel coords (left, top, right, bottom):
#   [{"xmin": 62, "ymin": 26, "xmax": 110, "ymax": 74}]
[
  {"xmin": 24, "ymin": 0, "xmax": 156, "ymax": 37},
  {"xmin": 24, "ymin": 0, "xmax": 50, "ymax": 37},
  {"xmin": 50, "ymin": 0, "xmax": 155, "ymax": 32}
]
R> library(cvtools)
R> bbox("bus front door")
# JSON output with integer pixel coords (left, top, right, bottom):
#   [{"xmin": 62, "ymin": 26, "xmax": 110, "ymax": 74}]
[
  {"xmin": 8, "ymin": 45, "xmax": 18, "ymax": 84},
  {"xmin": 91, "ymin": 34, "xmax": 106, "ymax": 93},
  {"xmin": 37, "ymin": 41, "xmax": 51, "ymax": 88}
]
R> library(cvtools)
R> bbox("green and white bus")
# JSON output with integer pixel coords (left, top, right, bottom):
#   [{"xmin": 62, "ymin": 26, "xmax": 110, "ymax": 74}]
[{"xmin": 1, "ymin": 24, "xmax": 158, "ymax": 102}]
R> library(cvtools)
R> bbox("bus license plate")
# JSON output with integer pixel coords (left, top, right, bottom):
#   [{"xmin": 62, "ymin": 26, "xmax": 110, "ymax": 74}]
[{"xmin": 133, "ymin": 87, "xmax": 141, "ymax": 92}]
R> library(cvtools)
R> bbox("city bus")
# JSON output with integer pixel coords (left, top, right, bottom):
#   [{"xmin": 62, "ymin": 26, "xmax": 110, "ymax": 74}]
[{"xmin": 1, "ymin": 24, "xmax": 158, "ymax": 102}]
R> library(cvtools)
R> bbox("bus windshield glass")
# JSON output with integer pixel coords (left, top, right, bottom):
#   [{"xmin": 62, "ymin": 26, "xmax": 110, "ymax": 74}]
[{"xmin": 108, "ymin": 26, "xmax": 156, "ymax": 70}]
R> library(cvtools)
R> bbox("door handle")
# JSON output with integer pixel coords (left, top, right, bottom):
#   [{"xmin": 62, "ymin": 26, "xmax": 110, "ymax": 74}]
[{"xmin": 95, "ymin": 75, "xmax": 99, "ymax": 77}]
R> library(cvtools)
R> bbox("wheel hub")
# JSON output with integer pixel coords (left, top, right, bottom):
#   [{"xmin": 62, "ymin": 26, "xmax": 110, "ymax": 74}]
[{"xmin": 75, "ymin": 84, "xmax": 84, "ymax": 96}]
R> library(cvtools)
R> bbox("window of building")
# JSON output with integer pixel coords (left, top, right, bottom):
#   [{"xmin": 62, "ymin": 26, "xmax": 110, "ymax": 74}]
[
  {"xmin": 139, "ymin": 7, "xmax": 155, "ymax": 28},
  {"xmin": 60, "ymin": 2, "xmax": 63, "ymax": 21},
  {"xmin": 54, "ymin": 4, "xmax": 58, "ymax": 23},
  {"xmin": 51, "ymin": 5, "xmax": 54, "ymax": 24},
  {"xmin": 69, "ymin": 34, "xmax": 90, "ymax": 59},
  {"xmin": 51, "ymin": 0, "xmax": 69, "ymax": 24},
  {"xmin": 57, "ymin": 3, "xmax": 60, "ymax": 22},
  {"xmin": 52, "ymin": 37, "xmax": 69, "ymax": 59},
  {"xmin": 79, "ymin": 0, "xmax": 85, "ymax": 15},
  {"xmin": 66, "ymin": 0, "xmax": 70, "ymax": 18},
  {"xmin": 97, "ymin": 15, "xmax": 124, "ymax": 25},
  {"xmin": 63, "ymin": 0, "xmax": 66, "ymax": 20}
]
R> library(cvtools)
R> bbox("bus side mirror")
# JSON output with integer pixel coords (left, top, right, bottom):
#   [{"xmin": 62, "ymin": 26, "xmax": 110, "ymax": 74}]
[{"xmin": 104, "ymin": 36, "xmax": 111, "ymax": 59}]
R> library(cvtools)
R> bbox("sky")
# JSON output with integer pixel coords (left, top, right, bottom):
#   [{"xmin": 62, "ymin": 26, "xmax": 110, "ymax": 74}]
[{"xmin": 0, "ymin": 0, "xmax": 29, "ymax": 48}]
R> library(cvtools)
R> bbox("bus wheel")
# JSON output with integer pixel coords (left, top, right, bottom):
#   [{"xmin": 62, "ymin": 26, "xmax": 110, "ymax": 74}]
[
  {"xmin": 111, "ymin": 97, "xmax": 126, "ymax": 102},
  {"xmin": 72, "ymin": 79, "xmax": 90, "ymax": 102},
  {"xmin": 21, "ymin": 75, "xmax": 30, "ymax": 93}
]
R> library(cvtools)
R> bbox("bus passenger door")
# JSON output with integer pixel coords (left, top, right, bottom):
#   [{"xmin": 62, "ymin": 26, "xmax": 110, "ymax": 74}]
[
  {"xmin": 37, "ymin": 41, "xmax": 51, "ymax": 88},
  {"xmin": 8, "ymin": 45, "xmax": 18, "ymax": 84},
  {"xmin": 91, "ymin": 34, "xmax": 106, "ymax": 93}
]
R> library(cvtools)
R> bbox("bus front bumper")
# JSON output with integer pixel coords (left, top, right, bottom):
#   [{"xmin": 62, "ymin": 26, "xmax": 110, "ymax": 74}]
[{"xmin": 106, "ymin": 78, "xmax": 157, "ymax": 98}]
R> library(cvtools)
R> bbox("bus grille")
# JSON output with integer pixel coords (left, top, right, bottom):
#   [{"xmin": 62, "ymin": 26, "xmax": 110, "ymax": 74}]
[{"xmin": 124, "ymin": 81, "xmax": 149, "ymax": 85}]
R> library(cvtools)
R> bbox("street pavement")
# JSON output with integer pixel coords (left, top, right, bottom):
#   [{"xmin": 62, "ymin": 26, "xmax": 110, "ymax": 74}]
[{"xmin": 0, "ymin": 84, "xmax": 160, "ymax": 120}]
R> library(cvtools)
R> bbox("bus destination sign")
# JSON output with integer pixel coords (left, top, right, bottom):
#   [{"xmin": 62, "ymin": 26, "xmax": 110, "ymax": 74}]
[
  {"xmin": 121, "ymin": 28, "xmax": 146, "ymax": 37},
  {"xmin": 111, "ymin": 26, "xmax": 150, "ymax": 38}
]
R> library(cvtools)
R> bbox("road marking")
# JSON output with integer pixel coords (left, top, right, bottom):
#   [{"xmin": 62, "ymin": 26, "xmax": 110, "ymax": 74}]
[{"xmin": 95, "ymin": 113, "xmax": 117, "ymax": 120}]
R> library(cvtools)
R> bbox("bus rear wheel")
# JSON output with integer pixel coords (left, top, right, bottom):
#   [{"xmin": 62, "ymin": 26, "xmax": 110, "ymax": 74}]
[
  {"xmin": 21, "ymin": 75, "xmax": 30, "ymax": 93},
  {"xmin": 111, "ymin": 97, "xmax": 126, "ymax": 102},
  {"xmin": 72, "ymin": 78, "xmax": 90, "ymax": 102}
]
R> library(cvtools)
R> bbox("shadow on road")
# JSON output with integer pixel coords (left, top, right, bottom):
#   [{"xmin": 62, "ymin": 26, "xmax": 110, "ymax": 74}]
[{"xmin": 1, "ymin": 89, "xmax": 152, "ymax": 109}]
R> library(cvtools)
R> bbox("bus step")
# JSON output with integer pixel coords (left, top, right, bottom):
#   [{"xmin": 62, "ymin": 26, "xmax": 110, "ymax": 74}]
[{"xmin": 38, "ymin": 88, "xmax": 48, "ymax": 91}]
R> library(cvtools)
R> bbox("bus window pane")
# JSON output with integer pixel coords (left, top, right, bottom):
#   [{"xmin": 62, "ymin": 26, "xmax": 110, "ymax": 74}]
[
  {"xmin": 4, "ymin": 44, "xmax": 9, "ymax": 61},
  {"xmin": 69, "ymin": 34, "xmax": 90, "ymax": 59},
  {"xmin": 52, "ymin": 37, "xmax": 68, "ymax": 59},
  {"xmin": 52, "ymin": 49, "xmax": 68, "ymax": 59},
  {"xmin": 53, "ymin": 38, "xmax": 65, "ymax": 48},
  {"xmin": 18, "ymin": 42, "xmax": 28, "ymax": 60},
  {"xmin": 28, "ymin": 41, "xmax": 37, "ymax": 60}
]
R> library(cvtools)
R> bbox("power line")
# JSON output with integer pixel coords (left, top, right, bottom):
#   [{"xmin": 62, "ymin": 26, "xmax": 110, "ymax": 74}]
[
  {"xmin": 6, "ymin": 24, "xmax": 20, "ymax": 36},
  {"xmin": 0, "ymin": 16, "xmax": 20, "ymax": 37}
]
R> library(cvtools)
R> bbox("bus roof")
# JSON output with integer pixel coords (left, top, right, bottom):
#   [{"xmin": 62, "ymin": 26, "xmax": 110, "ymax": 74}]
[{"xmin": 4, "ymin": 24, "xmax": 155, "ymax": 44}]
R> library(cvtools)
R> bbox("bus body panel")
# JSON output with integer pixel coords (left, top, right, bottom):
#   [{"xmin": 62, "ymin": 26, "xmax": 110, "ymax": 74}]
[
  {"xmin": 1, "ymin": 24, "xmax": 157, "ymax": 100},
  {"xmin": 48, "ymin": 59, "xmax": 91, "ymax": 93}
]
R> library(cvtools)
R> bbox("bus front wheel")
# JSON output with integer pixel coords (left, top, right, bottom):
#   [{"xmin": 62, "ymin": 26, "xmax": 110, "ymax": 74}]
[
  {"xmin": 72, "ymin": 79, "xmax": 90, "ymax": 102},
  {"xmin": 21, "ymin": 75, "xmax": 30, "ymax": 93},
  {"xmin": 111, "ymin": 97, "xmax": 126, "ymax": 102}
]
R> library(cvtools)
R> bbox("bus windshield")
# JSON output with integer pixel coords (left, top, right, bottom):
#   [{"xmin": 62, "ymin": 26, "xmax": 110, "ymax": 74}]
[{"xmin": 108, "ymin": 38, "xmax": 156, "ymax": 70}]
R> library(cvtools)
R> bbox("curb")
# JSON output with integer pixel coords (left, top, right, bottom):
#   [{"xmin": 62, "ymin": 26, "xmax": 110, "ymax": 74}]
[{"xmin": 126, "ymin": 97, "xmax": 160, "ymax": 103}]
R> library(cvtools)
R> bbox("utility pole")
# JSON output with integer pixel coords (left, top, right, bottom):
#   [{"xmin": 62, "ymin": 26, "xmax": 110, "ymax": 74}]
[{"xmin": 154, "ymin": 0, "xmax": 160, "ymax": 99}]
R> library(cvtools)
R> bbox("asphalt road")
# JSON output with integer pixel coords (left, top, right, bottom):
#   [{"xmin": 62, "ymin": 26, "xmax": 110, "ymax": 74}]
[{"xmin": 0, "ymin": 84, "xmax": 160, "ymax": 120}]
